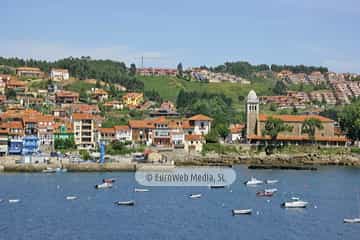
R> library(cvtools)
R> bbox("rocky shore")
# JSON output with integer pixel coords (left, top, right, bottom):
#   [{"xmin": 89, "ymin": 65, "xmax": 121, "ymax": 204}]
[
  {"xmin": 1, "ymin": 153, "xmax": 359, "ymax": 172},
  {"xmin": 175, "ymin": 153, "xmax": 360, "ymax": 168}
]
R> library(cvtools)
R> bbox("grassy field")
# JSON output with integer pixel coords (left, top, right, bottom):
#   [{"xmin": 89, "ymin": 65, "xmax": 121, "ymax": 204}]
[{"xmin": 138, "ymin": 76, "xmax": 276, "ymax": 111}]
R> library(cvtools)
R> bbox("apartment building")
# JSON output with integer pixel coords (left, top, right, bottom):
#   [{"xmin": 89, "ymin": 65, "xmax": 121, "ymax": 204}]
[{"xmin": 72, "ymin": 113, "xmax": 95, "ymax": 149}]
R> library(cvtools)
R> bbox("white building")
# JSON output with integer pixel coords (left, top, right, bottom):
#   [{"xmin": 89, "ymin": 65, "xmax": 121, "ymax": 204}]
[
  {"xmin": 50, "ymin": 68, "xmax": 70, "ymax": 81},
  {"xmin": 187, "ymin": 114, "xmax": 213, "ymax": 135},
  {"xmin": 114, "ymin": 125, "xmax": 132, "ymax": 142}
]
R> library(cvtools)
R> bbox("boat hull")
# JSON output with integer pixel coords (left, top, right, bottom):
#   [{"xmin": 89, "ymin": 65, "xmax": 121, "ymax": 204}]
[
  {"xmin": 344, "ymin": 218, "xmax": 360, "ymax": 223},
  {"xmin": 115, "ymin": 201, "xmax": 135, "ymax": 206},
  {"xmin": 232, "ymin": 209, "xmax": 252, "ymax": 215}
]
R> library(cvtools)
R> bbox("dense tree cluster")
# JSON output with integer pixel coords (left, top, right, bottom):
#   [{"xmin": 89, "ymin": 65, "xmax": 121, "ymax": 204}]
[
  {"xmin": 176, "ymin": 90, "xmax": 235, "ymax": 125},
  {"xmin": 0, "ymin": 56, "xmax": 144, "ymax": 91},
  {"xmin": 144, "ymin": 89, "xmax": 163, "ymax": 103},
  {"xmin": 339, "ymin": 99, "xmax": 360, "ymax": 144},
  {"xmin": 212, "ymin": 61, "xmax": 270, "ymax": 78},
  {"xmin": 270, "ymin": 64, "xmax": 328, "ymax": 74},
  {"xmin": 212, "ymin": 61, "xmax": 328, "ymax": 79}
]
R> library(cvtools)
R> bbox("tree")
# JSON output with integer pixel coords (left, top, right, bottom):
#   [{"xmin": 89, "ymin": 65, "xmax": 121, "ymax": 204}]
[
  {"xmin": 177, "ymin": 62, "xmax": 183, "ymax": 77},
  {"xmin": 129, "ymin": 63, "xmax": 136, "ymax": 76},
  {"xmin": 238, "ymin": 95, "xmax": 245, "ymax": 102},
  {"xmin": 262, "ymin": 117, "xmax": 293, "ymax": 154},
  {"xmin": 5, "ymin": 88, "xmax": 17, "ymax": 100},
  {"xmin": 273, "ymin": 80, "xmax": 287, "ymax": 95},
  {"xmin": 301, "ymin": 118, "xmax": 324, "ymax": 143},
  {"xmin": 340, "ymin": 100, "xmax": 360, "ymax": 145},
  {"xmin": 216, "ymin": 124, "xmax": 230, "ymax": 141},
  {"xmin": 95, "ymin": 79, "xmax": 101, "ymax": 88},
  {"xmin": 79, "ymin": 149, "xmax": 91, "ymax": 160}
]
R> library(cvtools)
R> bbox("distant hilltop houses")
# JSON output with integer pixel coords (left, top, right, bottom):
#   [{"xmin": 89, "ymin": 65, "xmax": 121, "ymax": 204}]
[{"xmin": 263, "ymin": 70, "xmax": 360, "ymax": 108}]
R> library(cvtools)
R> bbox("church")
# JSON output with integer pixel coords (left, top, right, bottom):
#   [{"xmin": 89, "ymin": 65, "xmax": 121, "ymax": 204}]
[{"xmin": 245, "ymin": 90, "xmax": 347, "ymax": 146}]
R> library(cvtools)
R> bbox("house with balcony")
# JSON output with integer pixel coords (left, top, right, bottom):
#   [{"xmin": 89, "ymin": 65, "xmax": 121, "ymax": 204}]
[
  {"xmin": 184, "ymin": 134, "xmax": 204, "ymax": 152},
  {"xmin": 90, "ymin": 88, "xmax": 109, "ymax": 102},
  {"xmin": 6, "ymin": 79, "xmax": 27, "ymax": 92},
  {"xmin": 50, "ymin": 68, "xmax": 69, "ymax": 81},
  {"xmin": 186, "ymin": 114, "xmax": 213, "ymax": 135},
  {"xmin": 114, "ymin": 125, "xmax": 132, "ymax": 142},
  {"xmin": 122, "ymin": 92, "xmax": 144, "ymax": 108},
  {"xmin": 22, "ymin": 135, "xmax": 39, "ymax": 155},
  {"xmin": 16, "ymin": 67, "xmax": 44, "ymax": 78},
  {"xmin": 55, "ymin": 90, "xmax": 79, "ymax": 104},
  {"xmin": 54, "ymin": 122, "xmax": 74, "ymax": 141}
]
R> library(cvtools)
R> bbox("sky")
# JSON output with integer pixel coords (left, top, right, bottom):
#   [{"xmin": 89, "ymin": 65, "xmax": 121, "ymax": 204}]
[{"xmin": 1, "ymin": 0, "xmax": 360, "ymax": 72}]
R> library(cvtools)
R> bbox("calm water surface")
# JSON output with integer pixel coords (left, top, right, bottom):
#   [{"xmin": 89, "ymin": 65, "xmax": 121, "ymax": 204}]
[{"xmin": 0, "ymin": 166, "xmax": 359, "ymax": 240}]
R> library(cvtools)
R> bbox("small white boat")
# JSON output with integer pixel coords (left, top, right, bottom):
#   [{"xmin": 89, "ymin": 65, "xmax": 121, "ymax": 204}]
[
  {"xmin": 66, "ymin": 196, "xmax": 78, "ymax": 200},
  {"xmin": 134, "ymin": 188, "xmax": 150, "ymax": 192},
  {"xmin": 282, "ymin": 197, "xmax": 308, "ymax": 208},
  {"xmin": 56, "ymin": 168, "xmax": 68, "ymax": 173},
  {"xmin": 265, "ymin": 188, "xmax": 278, "ymax": 193},
  {"xmin": 244, "ymin": 177, "xmax": 263, "ymax": 185},
  {"xmin": 344, "ymin": 218, "xmax": 360, "ymax": 223},
  {"xmin": 232, "ymin": 209, "xmax": 252, "ymax": 215},
  {"xmin": 115, "ymin": 200, "xmax": 135, "ymax": 206},
  {"xmin": 42, "ymin": 167, "xmax": 56, "ymax": 173},
  {"xmin": 8, "ymin": 199, "xmax": 20, "ymax": 203},
  {"xmin": 103, "ymin": 178, "xmax": 116, "ymax": 183},
  {"xmin": 189, "ymin": 194, "xmax": 202, "ymax": 199},
  {"xmin": 265, "ymin": 180, "xmax": 279, "ymax": 184},
  {"xmin": 95, "ymin": 182, "xmax": 112, "ymax": 189}
]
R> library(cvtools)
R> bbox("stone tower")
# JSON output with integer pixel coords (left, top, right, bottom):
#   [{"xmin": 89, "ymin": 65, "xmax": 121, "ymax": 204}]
[{"xmin": 246, "ymin": 90, "xmax": 259, "ymax": 138}]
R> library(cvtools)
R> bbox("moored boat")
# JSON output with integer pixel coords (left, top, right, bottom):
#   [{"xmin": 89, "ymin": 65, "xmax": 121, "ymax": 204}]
[
  {"xmin": 265, "ymin": 179, "xmax": 279, "ymax": 184},
  {"xmin": 210, "ymin": 185, "xmax": 226, "ymax": 189},
  {"xmin": 256, "ymin": 191, "xmax": 274, "ymax": 197},
  {"xmin": 265, "ymin": 188, "xmax": 278, "ymax": 193},
  {"xmin": 281, "ymin": 197, "xmax": 308, "ymax": 208},
  {"xmin": 344, "ymin": 218, "xmax": 360, "ymax": 223},
  {"xmin": 8, "ymin": 199, "xmax": 20, "ymax": 203},
  {"xmin": 115, "ymin": 200, "xmax": 135, "ymax": 206},
  {"xmin": 189, "ymin": 194, "xmax": 202, "ymax": 199},
  {"xmin": 244, "ymin": 177, "xmax": 263, "ymax": 185},
  {"xmin": 42, "ymin": 167, "xmax": 56, "ymax": 173},
  {"xmin": 66, "ymin": 196, "xmax": 78, "ymax": 200},
  {"xmin": 134, "ymin": 188, "xmax": 150, "ymax": 192},
  {"xmin": 103, "ymin": 178, "xmax": 116, "ymax": 183},
  {"xmin": 232, "ymin": 209, "xmax": 252, "ymax": 215},
  {"xmin": 95, "ymin": 182, "xmax": 112, "ymax": 189}
]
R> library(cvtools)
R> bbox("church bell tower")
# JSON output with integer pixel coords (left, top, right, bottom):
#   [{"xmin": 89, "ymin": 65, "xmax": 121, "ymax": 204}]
[{"xmin": 246, "ymin": 90, "xmax": 259, "ymax": 138}]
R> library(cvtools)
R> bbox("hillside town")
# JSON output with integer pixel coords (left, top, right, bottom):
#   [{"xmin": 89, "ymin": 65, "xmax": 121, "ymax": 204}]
[{"xmin": 0, "ymin": 61, "xmax": 359, "ymax": 166}]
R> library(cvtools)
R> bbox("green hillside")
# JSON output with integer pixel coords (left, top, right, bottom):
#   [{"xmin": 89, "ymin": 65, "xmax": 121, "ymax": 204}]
[{"xmin": 138, "ymin": 75, "xmax": 276, "ymax": 111}]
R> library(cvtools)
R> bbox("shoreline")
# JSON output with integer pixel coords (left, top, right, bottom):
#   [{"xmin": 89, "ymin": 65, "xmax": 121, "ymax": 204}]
[{"xmin": 0, "ymin": 153, "xmax": 359, "ymax": 172}]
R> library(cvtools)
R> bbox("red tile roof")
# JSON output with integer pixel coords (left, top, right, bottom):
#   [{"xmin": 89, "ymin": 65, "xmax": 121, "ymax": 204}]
[
  {"xmin": 128, "ymin": 119, "xmax": 154, "ymax": 129},
  {"xmin": 72, "ymin": 113, "xmax": 93, "ymax": 120},
  {"xmin": 99, "ymin": 128, "xmax": 116, "ymax": 134},
  {"xmin": 185, "ymin": 134, "xmax": 203, "ymax": 141},
  {"xmin": 248, "ymin": 134, "xmax": 347, "ymax": 142},
  {"xmin": 258, "ymin": 114, "xmax": 334, "ymax": 123},
  {"xmin": 114, "ymin": 125, "xmax": 130, "ymax": 131},
  {"xmin": 188, "ymin": 114, "xmax": 213, "ymax": 121}
]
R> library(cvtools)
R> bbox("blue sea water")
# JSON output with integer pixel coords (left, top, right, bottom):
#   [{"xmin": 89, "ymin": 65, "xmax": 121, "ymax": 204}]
[{"xmin": 0, "ymin": 166, "xmax": 359, "ymax": 240}]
